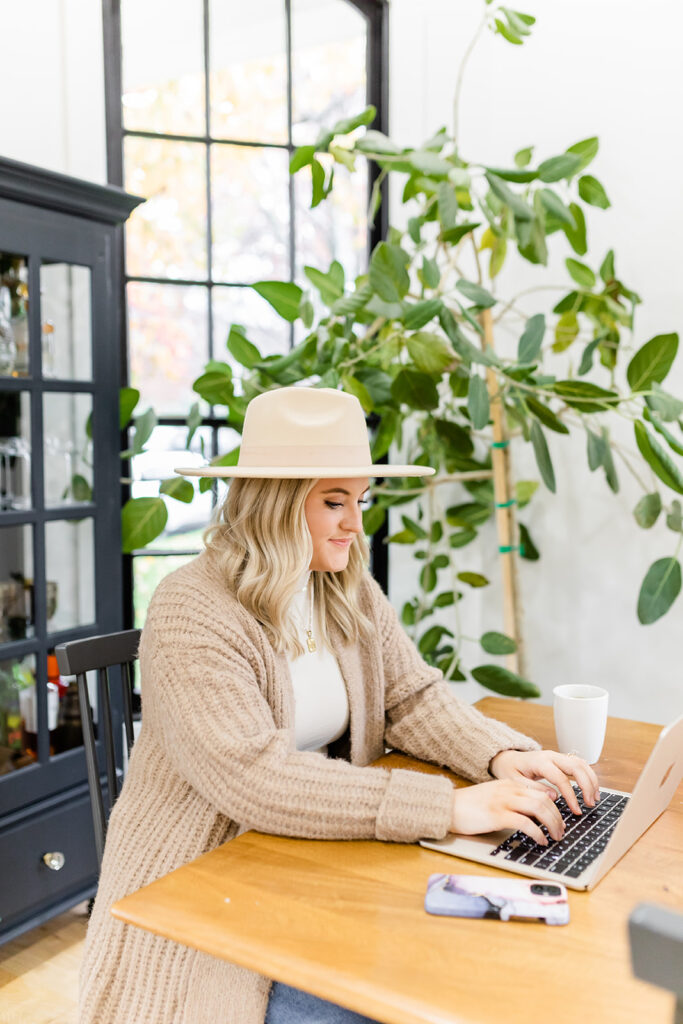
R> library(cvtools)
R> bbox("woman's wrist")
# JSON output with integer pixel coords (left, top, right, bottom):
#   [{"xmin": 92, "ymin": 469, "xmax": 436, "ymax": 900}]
[{"xmin": 488, "ymin": 748, "xmax": 516, "ymax": 778}]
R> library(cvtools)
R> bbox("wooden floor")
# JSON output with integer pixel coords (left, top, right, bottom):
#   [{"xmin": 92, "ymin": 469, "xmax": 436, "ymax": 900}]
[{"xmin": 0, "ymin": 903, "xmax": 89, "ymax": 1024}]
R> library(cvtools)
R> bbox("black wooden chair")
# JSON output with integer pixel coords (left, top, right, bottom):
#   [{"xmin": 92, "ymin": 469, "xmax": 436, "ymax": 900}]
[{"xmin": 55, "ymin": 629, "xmax": 141, "ymax": 869}]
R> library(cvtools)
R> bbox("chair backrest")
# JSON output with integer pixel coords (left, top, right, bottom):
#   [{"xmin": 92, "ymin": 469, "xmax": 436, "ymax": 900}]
[
  {"xmin": 55, "ymin": 629, "xmax": 141, "ymax": 869},
  {"xmin": 629, "ymin": 902, "xmax": 683, "ymax": 1022}
]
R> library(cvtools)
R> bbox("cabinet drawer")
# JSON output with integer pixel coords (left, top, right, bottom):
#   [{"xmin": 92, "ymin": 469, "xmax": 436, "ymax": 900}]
[{"xmin": 0, "ymin": 793, "xmax": 98, "ymax": 931}]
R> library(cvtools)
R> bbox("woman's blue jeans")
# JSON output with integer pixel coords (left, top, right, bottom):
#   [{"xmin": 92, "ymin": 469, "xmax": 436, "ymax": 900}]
[{"xmin": 265, "ymin": 982, "xmax": 379, "ymax": 1023}]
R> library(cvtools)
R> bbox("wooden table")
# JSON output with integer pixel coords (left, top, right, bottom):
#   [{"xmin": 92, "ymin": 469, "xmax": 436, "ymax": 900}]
[{"xmin": 112, "ymin": 698, "xmax": 683, "ymax": 1024}]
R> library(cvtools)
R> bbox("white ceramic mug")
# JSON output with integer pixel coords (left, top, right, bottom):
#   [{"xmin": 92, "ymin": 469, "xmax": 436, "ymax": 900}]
[{"xmin": 553, "ymin": 684, "xmax": 609, "ymax": 764}]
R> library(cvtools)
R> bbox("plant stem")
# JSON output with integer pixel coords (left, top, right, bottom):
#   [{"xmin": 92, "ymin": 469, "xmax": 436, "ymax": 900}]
[{"xmin": 453, "ymin": 11, "xmax": 489, "ymax": 150}]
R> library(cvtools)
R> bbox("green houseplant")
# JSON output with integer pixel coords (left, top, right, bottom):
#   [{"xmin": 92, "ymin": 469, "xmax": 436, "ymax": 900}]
[{"xmin": 120, "ymin": 2, "xmax": 683, "ymax": 699}]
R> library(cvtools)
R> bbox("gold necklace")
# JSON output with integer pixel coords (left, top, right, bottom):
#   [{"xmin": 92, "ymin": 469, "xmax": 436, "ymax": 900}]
[{"xmin": 305, "ymin": 576, "xmax": 317, "ymax": 653}]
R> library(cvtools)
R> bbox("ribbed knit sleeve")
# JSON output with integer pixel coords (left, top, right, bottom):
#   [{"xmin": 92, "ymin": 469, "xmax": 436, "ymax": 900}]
[
  {"xmin": 140, "ymin": 573, "xmax": 453, "ymax": 844},
  {"xmin": 362, "ymin": 576, "xmax": 541, "ymax": 783}
]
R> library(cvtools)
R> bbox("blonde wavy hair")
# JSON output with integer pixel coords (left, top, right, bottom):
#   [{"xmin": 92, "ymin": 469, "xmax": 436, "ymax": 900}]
[{"xmin": 203, "ymin": 477, "xmax": 375, "ymax": 657}]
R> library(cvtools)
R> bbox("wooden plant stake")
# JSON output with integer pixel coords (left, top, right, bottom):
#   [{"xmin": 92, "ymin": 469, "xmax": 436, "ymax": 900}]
[{"xmin": 480, "ymin": 307, "xmax": 524, "ymax": 674}]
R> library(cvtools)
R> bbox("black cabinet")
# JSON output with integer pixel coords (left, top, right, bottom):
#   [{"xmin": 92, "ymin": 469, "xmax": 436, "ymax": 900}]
[{"xmin": 0, "ymin": 156, "xmax": 141, "ymax": 943}]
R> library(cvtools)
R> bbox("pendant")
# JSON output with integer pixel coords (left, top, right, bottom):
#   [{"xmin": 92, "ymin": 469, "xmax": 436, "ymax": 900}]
[{"xmin": 305, "ymin": 630, "xmax": 317, "ymax": 653}]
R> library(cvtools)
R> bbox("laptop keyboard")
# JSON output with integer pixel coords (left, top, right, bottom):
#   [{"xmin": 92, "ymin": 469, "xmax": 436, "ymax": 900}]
[{"xmin": 490, "ymin": 788, "xmax": 629, "ymax": 879}]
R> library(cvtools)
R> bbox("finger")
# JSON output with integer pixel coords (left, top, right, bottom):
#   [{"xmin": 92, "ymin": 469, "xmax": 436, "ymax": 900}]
[
  {"xmin": 558, "ymin": 755, "xmax": 600, "ymax": 805},
  {"xmin": 516, "ymin": 790, "xmax": 565, "ymax": 841},
  {"xmin": 535, "ymin": 763, "xmax": 584, "ymax": 814},
  {"xmin": 511, "ymin": 772, "xmax": 558, "ymax": 801},
  {"xmin": 508, "ymin": 812, "xmax": 548, "ymax": 847}
]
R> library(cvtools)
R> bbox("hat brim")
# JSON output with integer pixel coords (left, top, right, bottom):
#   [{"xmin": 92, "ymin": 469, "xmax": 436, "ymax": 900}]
[{"xmin": 175, "ymin": 465, "xmax": 435, "ymax": 480}]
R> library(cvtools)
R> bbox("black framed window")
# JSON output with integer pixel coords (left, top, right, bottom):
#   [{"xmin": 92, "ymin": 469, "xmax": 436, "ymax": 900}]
[{"xmin": 102, "ymin": 0, "xmax": 388, "ymax": 626}]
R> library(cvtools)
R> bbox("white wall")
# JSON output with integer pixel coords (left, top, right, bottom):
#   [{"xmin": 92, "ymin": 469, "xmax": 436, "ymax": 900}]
[
  {"xmin": 389, "ymin": 0, "xmax": 683, "ymax": 723},
  {"xmin": 0, "ymin": 0, "xmax": 106, "ymax": 182}
]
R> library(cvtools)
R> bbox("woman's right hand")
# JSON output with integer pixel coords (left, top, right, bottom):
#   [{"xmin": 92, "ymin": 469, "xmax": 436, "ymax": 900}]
[{"xmin": 449, "ymin": 780, "xmax": 565, "ymax": 845}]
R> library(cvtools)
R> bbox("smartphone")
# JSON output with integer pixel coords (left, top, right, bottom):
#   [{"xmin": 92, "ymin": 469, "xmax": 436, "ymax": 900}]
[{"xmin": 424, "ymin": 874, "xmax": 570, "ymax": 925}]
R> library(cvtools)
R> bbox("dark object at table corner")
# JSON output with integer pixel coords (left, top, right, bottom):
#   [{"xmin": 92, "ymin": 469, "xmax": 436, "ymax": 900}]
[
  {"xmin": 629, "ymin": 902, "xmax": 683, "ymax": 1024},
  {"xmin": 55, "ymin": 629, "xmax": 141, "ymax": 869}
]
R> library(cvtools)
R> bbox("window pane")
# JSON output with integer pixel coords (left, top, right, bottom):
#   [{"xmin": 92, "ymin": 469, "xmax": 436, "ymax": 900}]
[
  {"xmin": 209, "ymin": 0, "xmax": 287, "ymax": 144},
  {"xmin": 124, "ymin": 137, "xmax": 208, "ymax": 280},
  {"xmin": 134, "ymin": 553, "xmax": 198, "ymax": 629},
  {"xmin": 43, "ymin": 393, "xmax": 93, "ymax": 507},
  {"xmin": 121, "ymin": 0, "xmax": 205, "ymax": 136},
  {"xmin": 0, "ymin": 653, "xmax": 37, "ymax": 775},
  {"xmin": 127, "ymin": 282, "xmax": 209, "ymax": 416},
  {"xmin": 291, "ymin": 0, "xmax": 367, "ymax": 147},
  {"xmin": 0, "ymin": 524, "xmax": 33, "ymax": 642},
  {"xmin": 131, "ymin": 425, "xmax": 214, "ymax": 548},
  {"xmin": 40, "ymin": 263, "xmax": 92, "ymax": 380},
  {"xmin": 0, "ymin": 252, "xmax": 29, "ymax": 378},
  {"xmin": 0, "ymin": 391, "xmax": 31, "ymax": 511},
  {"xmin": 212, "ymin": 286, "xmax": 289, "ymax": 378},
  {"xmin": 45, "ymin": 518, "xmax": 96, "ymax": 634},
  {"xmin": 211, "ymin": 144, "xmax": 290, "ymax": 283},
  {"xmin": 295, "ymin": 155, "xmax": 368, "ymax": 284}
]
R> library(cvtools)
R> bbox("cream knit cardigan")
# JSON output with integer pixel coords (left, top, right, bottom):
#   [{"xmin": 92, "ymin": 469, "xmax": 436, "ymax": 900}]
[{"xmin": 79, "ymin": 552, "xmax": 539, "ymax": 1024}]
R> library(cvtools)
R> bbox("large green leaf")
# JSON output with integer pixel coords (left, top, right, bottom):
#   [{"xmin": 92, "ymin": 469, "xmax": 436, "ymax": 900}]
[
  {"xmin": 646, "ymin": 410, "xmax": 683, "ymax": 457},
  {"xmin": 354, "ymin": 129, "xmax": 402, "ymax": 156},
  {"xmin": 467, "ymin": 374, "xmax": 490, "ymax": 429},
  {"xmin": 537, "ymin": 153, "xmax": 582, "ymax": 182},
  {"xmin": 227, "ymin": 325, "xmax": 261, "ymax": 369},
  {"xmin": 253, "ymin": 281, "xmax": 303, "ymax": 322},
  {"xmin": 418, "ymin": 624, "xmax": 455, "ymax": 654},
  {"xmin": 563, "ymin": 202, "xmax": 587, "ymax": 255},
  {"xmin": 119, "ymin": 387, "xmax": 140, "ymax": 430},
  {"xmin": 192, "ymin": 369, "xmax": 234, "ymax": 406},
  {"xmin": 121, "ymin": 497, "xmax": 168, "ymax": 554},
  {"xmin": 406, "ymin": 331, "xmax": 454, "ymax": 375},
  {"xmin": 289, "ymin": 145, "xmax": 316, "ymax": 173},
  {"xmin": 391, "ymin": 369, "xmax": 440, "ymax": 410},
  {"xmin": 552, "ymin": 380, "xmax": 619, "ymax": 413},
  {"xmin": 485, "ymin": 171, "xmax": 533, "ymax": 220},
  {"xmin": 578, "ymin": 175, "xmax": 610, "ymax": 209},
  {"xmin": 331, "ymin": 282, "xmax": 373, "ymax": 316},
  {"xmin": 363, "ymin": 503, "xmax": 386, "ymax": 535},
  {"xmin": 553, "ymin": 311, "xmax": 579, "ymax": 352},
  {"xmin": 519, "ymin": 522, "xmax": 539, "ymax": 560},
  {"xmin": 517, "ymin": 313, "xmax": 545, "ymax": 363},
  {"xmin": 480, "ymin": 631, "xmax": 518, "ymax": 654},
  {"xmin": 626, "ymin": 333, "xmax": 679, "ymax": 393},
  {"xmin": 440, "ymin": 222, "xmax": 481, "ymax": 245},
  {"xmin": 369, "ymin": 242, "xmax": 410, "ymax": 302},
  {"xmin": 304, "ymin": 262, "xmax": 344, "ymax": 306},
  {"xmin": 131, "ymin": 407, "xmax": 157, "ymax": 454},
  {"xmin": 408, "ymin": 150, "xmax": 452, "ymax": 176},
  {"xmin": 330, "ymin": 105, "xmax": 376, "ymax": 136},
  {"xmin": 565, "ymin": 258, "xmax": 596, "ymax": 289},
  {"xmin": 434, "ymin": 418, "xmax": 474, "ymax": 456},
  {"xmin": 566, "ymin": 136, "xmax": 599, "ymax": 172},
  {"xmin": 646, "ymin": 383, "xmax": 683, "ymax": 422},
  {"xmin": 637, "ymin": 557, "xmax": 682, "ymax": 624},
  {"xmin": 526, "ymin": 396, "xmax": 569, "ymax": 434},
  {"xmin": 538, "ymin": 188, "xmax": 574, "ymax": 226},
  {"xmin": 514, "ymin": 146, "xmax": 534, "ymax": 168},
  {"xmin": 354, "ymin": 366, "xmax": 393, "ymax": 407},
  {"xmin": 471, "ymin": 664, "xmax": 540, "ymax": 698},
  {"xmin": 437, "ymin": 181, "xmax": 459, "ymax": 229},
  {"xmin": 634, "ymin": 492, "xmax": 662, "ymax": 529},
  {"xmin": 446, "ymin": 502, "xmax": 491, "ymax": 527},
  {"xmin": 403, "ymin": 299, "xmax": 442, "ymax": 330},
  {"xmin": 530, "ymin": 420, "xmax": 556, "ymax": 492},
  {"xmin": 420, "ymin": 257, "xmax": 441, "ymax": 290},
  {"xmin": 159, "ymin": 477, "xmax": 194, "ymax": 503},
  {"xmin": 371, "ymin": 411, "xmax": 398, "ymax": 460},
  {"xmin": 458, "ymin": 571, "xmax": 489, "ymax": 588},
  {"xmin": 341, "ymin": 374, "xmax": 373, "ymax": 413},
  {"xmin": 456, "ymin": 278, "xmax": 496, "ymax": 309},
  {"xmin": 634, "ymin": 421, "xmax": 683, "ymax": 494}
]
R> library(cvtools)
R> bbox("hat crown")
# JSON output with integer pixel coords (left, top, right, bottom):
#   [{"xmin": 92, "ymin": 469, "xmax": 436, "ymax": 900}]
[
  {"xmin": 243, "ymin": 387, "xmax": 367, "ymax": 446},
  {"xmin": 238, "ymin": 387, "xmax": 372, "ymax": 470}
]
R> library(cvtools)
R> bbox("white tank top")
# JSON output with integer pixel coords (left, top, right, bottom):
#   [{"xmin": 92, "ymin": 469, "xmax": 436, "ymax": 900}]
[{"xmin": 287, "ymin": 572, "xmax": 350, "ymax": 754}]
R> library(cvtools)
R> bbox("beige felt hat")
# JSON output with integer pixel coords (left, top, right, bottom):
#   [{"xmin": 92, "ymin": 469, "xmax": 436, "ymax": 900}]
[{"xmin": 175, "ymin": 386, "xmax": 435, "ymax": 479}]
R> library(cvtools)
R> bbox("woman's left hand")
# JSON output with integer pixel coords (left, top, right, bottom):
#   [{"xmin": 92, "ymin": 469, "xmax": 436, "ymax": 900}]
[{"xmin": 488, "ymin": 749, "xmax": 600, "ymax": 814}]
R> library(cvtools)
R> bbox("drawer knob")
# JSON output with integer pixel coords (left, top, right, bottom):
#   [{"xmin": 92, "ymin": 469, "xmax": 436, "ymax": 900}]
[{"xmin": 42, "ymin": 851, "xmax": 66, "ymax": 871}]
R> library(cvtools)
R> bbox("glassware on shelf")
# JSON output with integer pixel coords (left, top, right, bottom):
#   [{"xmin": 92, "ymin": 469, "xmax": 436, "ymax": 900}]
[
  {"xmin": 0, "ymin": 289, "xmax": 16, "ymax": 376},
  {"xmin": 0, "ymin": 435, "xmax": 31, "ymax": 510},
  {"xmin": 0, "ymin": 656, "xmax": 37, "ymax": 775},
  {"xmin": 41, "ymin": 319, "xmax": 56, "ymax": 377}
]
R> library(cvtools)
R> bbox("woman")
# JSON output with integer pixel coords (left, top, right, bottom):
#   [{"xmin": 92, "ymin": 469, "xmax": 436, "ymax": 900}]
[{"xmin": 79, "ymin": 386, "xmax": 598, "ymax": 1024}]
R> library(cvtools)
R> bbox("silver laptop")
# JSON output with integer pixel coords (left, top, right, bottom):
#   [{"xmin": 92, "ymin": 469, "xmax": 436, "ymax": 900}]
[{"xmin": 420, "ymin": 713, "xmax": 683, "ymax": 891}]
